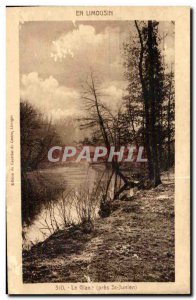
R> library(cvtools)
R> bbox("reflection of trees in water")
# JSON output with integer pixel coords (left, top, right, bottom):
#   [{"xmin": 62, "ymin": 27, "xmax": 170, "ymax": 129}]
[
  {"xmin": 22, "ymin": 161, "xmax": 136, "ymax": 245},
  {"xmin": 33, "ymin": 168, "xmax": 115, "ymax": 239},
  {"xmin": 22, "ymin": 166, "xmax": 118, "ymax": 249},
  {"xmin": 21, "ymin": 172, "xmax": 65, "ymax": 226}
]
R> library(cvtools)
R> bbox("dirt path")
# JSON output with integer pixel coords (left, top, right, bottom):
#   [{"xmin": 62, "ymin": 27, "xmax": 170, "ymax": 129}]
[{"xmin": 23, "ymin": 172, "xmax": 175, "ymax": 283}]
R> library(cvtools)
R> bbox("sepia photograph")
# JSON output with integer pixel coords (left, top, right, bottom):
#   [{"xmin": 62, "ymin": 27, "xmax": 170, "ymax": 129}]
[
  {"xmin": 21, "ymin": 18, "xmax": 175, "ymax": 283},
  {"xmin": 6, "ymin": 6, "xmax": 190, "ymax": 295}
]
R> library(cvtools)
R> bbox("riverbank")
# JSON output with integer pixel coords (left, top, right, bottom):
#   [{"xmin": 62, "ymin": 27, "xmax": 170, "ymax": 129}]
[{"xmin": 23, "ymin": 171, "xmax": 174, "ymax": 283}]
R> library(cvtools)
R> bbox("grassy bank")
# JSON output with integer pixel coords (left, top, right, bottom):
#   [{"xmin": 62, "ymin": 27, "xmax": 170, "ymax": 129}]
[{"xmin": 23, "ymin": 172, "xmax": 174, "ymax": 283}]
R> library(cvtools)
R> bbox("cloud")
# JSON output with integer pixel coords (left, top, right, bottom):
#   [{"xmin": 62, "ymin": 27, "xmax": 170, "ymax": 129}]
[
  {"xmin": 20, "ymin": 72, "xmax": 81, "ymax": 119},
  {"xmin": 50, "ymin": 25, "xmax": 103, "ymax": 61},
  {"xmin": 50, "ymin": 25, "xmax": 126, "ymax": 84},
  {"xmin": 19, "ymin": 22, "xmax": 128, "ymax": 89},
  {"xmin": 20, "ymin": 72, "xmax": 127, "ymax": 122}
]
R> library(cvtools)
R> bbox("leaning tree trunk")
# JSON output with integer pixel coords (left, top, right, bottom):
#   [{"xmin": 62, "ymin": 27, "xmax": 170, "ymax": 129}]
[{"xmin": 89, "ymin": 73, "xmax": 134, "ymax": 199}]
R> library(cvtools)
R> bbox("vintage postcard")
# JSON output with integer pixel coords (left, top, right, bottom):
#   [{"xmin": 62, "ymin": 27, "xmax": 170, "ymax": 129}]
[{"xmin": 6, "ymin": 6, "xmax": 190, "ymax": 295}]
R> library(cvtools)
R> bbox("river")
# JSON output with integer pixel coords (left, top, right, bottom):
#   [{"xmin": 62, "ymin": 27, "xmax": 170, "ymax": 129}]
[{"xmin": 23, "ymin": 163, "xmax": 116, "ymax": 249}]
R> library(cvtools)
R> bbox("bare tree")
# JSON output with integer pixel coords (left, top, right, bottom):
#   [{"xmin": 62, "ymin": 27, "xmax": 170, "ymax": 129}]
[{"xmin": 79, "ymin": 72, "xmax": 135, "ymax": 199}]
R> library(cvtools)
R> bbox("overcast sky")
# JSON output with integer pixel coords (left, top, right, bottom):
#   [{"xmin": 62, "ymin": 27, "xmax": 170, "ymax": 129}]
[{"xmin": 20, "ymin": 21, "xmax": 174, "ymax": 121}]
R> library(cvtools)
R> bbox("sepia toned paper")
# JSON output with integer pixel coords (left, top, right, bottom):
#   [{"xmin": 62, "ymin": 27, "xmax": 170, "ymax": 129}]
[{"xmin": 7, "ymin": 6, "xmax": 190, "ymax": 295}]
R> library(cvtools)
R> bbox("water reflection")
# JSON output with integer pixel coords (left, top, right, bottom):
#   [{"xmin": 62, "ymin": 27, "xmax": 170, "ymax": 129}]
[{"xmin": 23, "ymin": 163, "xmax": 114, "ymax": 249}]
